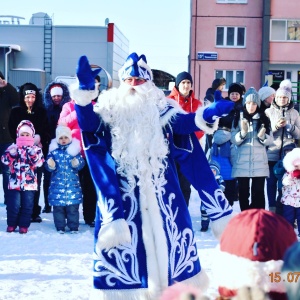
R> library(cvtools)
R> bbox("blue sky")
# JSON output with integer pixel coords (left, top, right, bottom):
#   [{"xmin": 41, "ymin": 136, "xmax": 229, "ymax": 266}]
[{"xmin": 1, "ymin": 0, "xmax": 190, "ymax": 77}]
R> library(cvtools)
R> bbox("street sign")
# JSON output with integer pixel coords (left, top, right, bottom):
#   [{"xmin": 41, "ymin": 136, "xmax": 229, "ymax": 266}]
[{"xmin": 197, "ymin": 52, "xmax": 218, "ymax": 60}]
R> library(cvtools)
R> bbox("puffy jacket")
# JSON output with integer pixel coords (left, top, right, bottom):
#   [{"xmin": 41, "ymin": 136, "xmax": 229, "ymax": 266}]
[
  {"xmin": 265, "ymin": 101, "xmax": 300, "ymax": 162},
  {"xmin": 231, "ymin": 113, "xmax": 273, "ymax": 178},
  {"xmin": 45, "ymin": 138, "xmax": 85, "ymax": 206}
]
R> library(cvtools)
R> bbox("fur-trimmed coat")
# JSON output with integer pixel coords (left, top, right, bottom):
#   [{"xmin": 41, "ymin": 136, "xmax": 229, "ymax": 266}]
[
  {"xmin": 74, "ymin": 91, "xmax": 233, "ymax": 300},
  {"xmin": 45, "ymin": 138, "xmax": 85, "ymax": 206}
]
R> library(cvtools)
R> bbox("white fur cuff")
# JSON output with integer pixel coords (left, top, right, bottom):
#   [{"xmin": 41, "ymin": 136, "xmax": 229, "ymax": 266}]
[
  {"xmin": 211, "ymin": 212, "xmax": 235, "ymax": 240},
  {"xmin": 96, "ymin": 219, "xmax": 131, "ymax": 252},
  {"xmin": 195, "ymin": 106, "xmax": 219, "ymax": 135},
  {"xmin": 69, "ymin": 82, "xmax": 98, "ymax": 107}
]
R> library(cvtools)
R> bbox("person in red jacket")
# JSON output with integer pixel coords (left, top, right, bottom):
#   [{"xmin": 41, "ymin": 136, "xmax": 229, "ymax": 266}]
[{"xmin": 168, "ymin": 71, "xmax": 204, "ymax": 206}]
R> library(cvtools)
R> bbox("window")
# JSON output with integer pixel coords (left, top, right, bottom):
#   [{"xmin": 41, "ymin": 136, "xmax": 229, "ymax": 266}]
[
  {"xmin": 215, "ymin": 70, "xmax": 244, "ymax": 89},
  {"xmin": 216, "ymin": 26, "xmax": 246, "ymax": 47},
  {"xmin": 216, "ymin": 0, "xmax": 247, "ymax": 3},
  {"xmin": 271, "ymin": 20, "xmax": 300, "ymax": 41}
]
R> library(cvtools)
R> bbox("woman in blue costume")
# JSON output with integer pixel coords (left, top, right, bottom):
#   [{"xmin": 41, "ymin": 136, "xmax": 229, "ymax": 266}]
[{"xmin": 71, "ymin": 54, "xmax": 234, "ymax": 300}]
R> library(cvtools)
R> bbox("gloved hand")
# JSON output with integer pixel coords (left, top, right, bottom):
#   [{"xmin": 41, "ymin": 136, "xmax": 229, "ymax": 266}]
[
  {"xmin": 7, "ymin": 144, "xmax": 17, "ymax": 155},
  {"xmin": 76, "ymin": 55, "xmax": 101, "ymax": 90},
  {"xmin": 240, "ymin": 118, "xmax": 249, "ymax": 137},
  {"xmin": 257, "ymin": 124, "xmax": 266, "ymax": 140},
  {"xmin": 47, "ymin": 157, "xmax": 56, "ymax": 169},
  {"xmin": 71, "ymin": 158, "xmax": 79, "ymax": 168},
  {"xmin": 202, "ymin": 90, "xmax": 235, "ymax": 124}
]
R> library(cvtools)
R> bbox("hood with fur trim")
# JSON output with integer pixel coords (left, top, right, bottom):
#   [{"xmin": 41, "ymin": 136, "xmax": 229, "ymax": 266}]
[{"xmin": 43, "ymin": 81, "xmax": 71, "ymax": 110}]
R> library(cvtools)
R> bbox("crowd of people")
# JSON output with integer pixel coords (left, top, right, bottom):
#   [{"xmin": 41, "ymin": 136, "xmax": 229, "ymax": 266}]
[{"xmin": 0, "ymin": 52, "xmax": 299, "ymax": 300}]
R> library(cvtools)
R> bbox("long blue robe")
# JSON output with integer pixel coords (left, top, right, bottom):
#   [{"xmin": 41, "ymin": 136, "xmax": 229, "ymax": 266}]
[{"xmin": 75, "ymin": 101, "xmax": 232, "ymax": 300}]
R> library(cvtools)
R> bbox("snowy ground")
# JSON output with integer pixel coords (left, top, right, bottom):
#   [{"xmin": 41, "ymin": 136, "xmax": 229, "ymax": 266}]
[{"xmin": 0, "ymin": 176, "xmax": 237, "ymax": 300}]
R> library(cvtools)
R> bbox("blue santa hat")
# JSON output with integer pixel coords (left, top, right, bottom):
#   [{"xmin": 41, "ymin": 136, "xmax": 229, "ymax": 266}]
[{"xmin": 119, "ymin": 52, "xmax": 153, "ymax": 81}]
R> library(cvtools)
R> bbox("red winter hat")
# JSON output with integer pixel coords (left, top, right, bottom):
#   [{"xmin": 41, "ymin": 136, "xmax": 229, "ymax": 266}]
[{"xmin": 214, "ymin": 209, "xmax": 297, "ymax": 299}]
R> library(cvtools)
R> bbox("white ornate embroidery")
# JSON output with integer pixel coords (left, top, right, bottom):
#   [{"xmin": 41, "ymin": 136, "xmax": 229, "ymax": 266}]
[{"xmin": 94, "ymin": 179, "xmax": 141, "ymax": 286}]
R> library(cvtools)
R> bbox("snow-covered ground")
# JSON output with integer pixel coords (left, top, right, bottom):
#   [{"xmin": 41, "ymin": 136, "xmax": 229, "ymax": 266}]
[{"xmin": 0, "ymin": 176, "xmax": 237, "ymax": 300}]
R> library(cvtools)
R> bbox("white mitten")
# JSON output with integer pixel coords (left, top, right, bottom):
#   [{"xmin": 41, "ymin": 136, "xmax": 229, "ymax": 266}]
[
  {"xmin": 71, "ymin": 157, "xmax": 79, "ymax": 168},
  {"xmin": 47, "ymin": 157, "xmax": 56, "ymax": 169},
  {"xmin": 240, "ymin": 119, "xmax": 249, "ymax": 137},
  {"xmin": 257, "ymin": 124, "xmax": 266, "ymax": 140},
  {"xmin": 8, "ymin": 144, "xmax": 17, "ymax": 155}
]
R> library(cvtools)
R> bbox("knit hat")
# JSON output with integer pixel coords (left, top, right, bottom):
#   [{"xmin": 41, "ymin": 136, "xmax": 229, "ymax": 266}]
[
  {"xmin": 50, "ymin": 84, "xmax": 63, "ymax": 96},
  {"xmin": 282, "ymin": 242, "xmax": 300, "ymax": 300},
  {"xmin": 258, "ymin": 86, "xmax": 275, "ymax": 101},
  {"xmin": 282, "ymin": 142, "xmax": 297, "ymax": 159},
  {"xmin": 214, "ymin": 209, "xmax": 297, "ymax": 299},
  {"xmin": 228, "ymin": 83, "xmax": 244, "ymax": 98},
  {"xmin": 209, "ymin": 160, "xmax": 221, "ymax": 175},
  {"xmin": 243, "ymin": 87, "xmax": 261, "ymax": 107},
  {"xmin": 175, "ymin": 71, "xmax": 193, "ymax": 87},
  {"xmin": 56, "ymin": 125, "xmax": 72, "ymax": 143},
  {"xmin": 119, "ymin": 52, "xmax": 153, "ymax": 81},
  {"xmin": 22, "ymin": 83, "xmax": 38, "ymax": 96},
  {"xmin": 276, "ymin": 79, "xmax": 292, "ymax": 102},
  {"xmin": 16, "ymin": 120, "xmax": 35, "ymax": 137}
]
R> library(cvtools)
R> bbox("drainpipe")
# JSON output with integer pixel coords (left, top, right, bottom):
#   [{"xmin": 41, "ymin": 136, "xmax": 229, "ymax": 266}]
[{"xmin": 5, "ymin": 46, "xmax": 12, "ymax": 80}]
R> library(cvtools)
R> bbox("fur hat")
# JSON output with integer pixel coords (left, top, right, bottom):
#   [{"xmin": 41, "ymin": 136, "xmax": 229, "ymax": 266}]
[
  {"xmin": 16, "ymin": 120, "xmax": 35, "ymax": 137},
  {"xmin": 276, "ymin": 79, "xmax": 292, "ymax": 102},
  {"xmin": 258, "ymin": 86, "xmax": 276, "ymax": 101},
  {"xmin": 282, "ymin": 242, "xmax": 300, "ymax": 300},
  {"xmin": 283, "ymin": 147, "xmax": 300, "ymax": 172},
  {"xmin": 175, "ymin": 71, "xmax": 193, "ymax": 87},
  {"xmin": 55, "ymin": 125, "xmax": 72, "ymax": 143},
  {"xmin": 119, "ymin": 52, "xmax": 153, "ymax": 81},
  {"xmin": 50, "ymin": 84, "xmax": 63, "ymax": 96},
  {"xmin": 228, "ymin": 83, "xmax": 244, "ymax": 98},
  {"xmin": 243, "ymin": 87, "xmax": 261, "ymax": 107},
  {"xmin": 209, "ymin": 160, "xmax": 221, "ymax": 175},
  {"xmin": 214, "ymin": 209, "xmax": 297, "ymax": 299}
]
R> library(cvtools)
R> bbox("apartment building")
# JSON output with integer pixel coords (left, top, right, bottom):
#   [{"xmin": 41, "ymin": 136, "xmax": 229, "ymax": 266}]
[{"xmin": 189, "ymin": 0, "xmax": 300, "ymax": 101}]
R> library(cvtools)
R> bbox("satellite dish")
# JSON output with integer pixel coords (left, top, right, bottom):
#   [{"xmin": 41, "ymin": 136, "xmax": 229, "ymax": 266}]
[{"xmin": 105, "ymin": 18, "xmax": 109, "ymax": 26}]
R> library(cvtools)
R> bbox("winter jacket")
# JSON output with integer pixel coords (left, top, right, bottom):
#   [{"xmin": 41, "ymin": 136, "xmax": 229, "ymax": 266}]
[
  {"xmin": 58, "ymin": 100, "xmax": 86, "ymax": 156},
  {"xmin": 8, "ymin": 95, "xmax": 50, "ymax": 156},
  {"xmin": 168, "ymin": 87, "xmax": 204, "ymax": 139},
  {"xmin": 281, "ymin": 173, "xmax": 300, "ymax": 208},
  {"xmin": 210, "ymin": 100, "xmax": 243, "ymax": 180},
  {"xmin": 231, "ymin": 112, "xmax": 273, "ymax": 178},
  {"xmin": 43, "ymin": 81, "xmax": 71, "ymax": 155},
  {"xmin": 265, "ymin": 101, "xmax": 300, "ymax": 162},
  {"xmin": 0, "ymin": 83, "xmax": 19, "ymax": 144},
  {"xmin": 45, "ymin": 138, "xmax": 85, "ymax": 206},
  {"xmin": 1, "ymin": 143, "xmax": 44, "ymax": 190}
]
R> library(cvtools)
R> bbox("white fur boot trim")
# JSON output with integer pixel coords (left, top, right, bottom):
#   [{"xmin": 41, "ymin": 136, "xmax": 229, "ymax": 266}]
[{"xmin": 96, "ymin": 218, "xmax": 131, "ymax": 252}]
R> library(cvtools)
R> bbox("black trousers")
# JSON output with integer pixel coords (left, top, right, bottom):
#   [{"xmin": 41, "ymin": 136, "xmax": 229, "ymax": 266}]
[
  {"xmin": 237, "ymin": 177, "xmax": 266, "ymax": 211},
  {"xmin": 79, "ymin": 162, "xmax": 97, "ymax": 223},
  {"xmin": 175, "ymin": 162, "xmax": 191, "ymax": 206}
]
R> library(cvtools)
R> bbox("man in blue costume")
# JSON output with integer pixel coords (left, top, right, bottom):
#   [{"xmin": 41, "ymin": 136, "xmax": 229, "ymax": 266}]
[{"xmin": 71, "ymin": 53, "xmax": 234, "ymax": 300}]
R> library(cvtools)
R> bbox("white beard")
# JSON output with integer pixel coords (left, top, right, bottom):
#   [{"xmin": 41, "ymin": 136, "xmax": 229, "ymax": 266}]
[{"xmin": 94, "ymin": 81, "xmax": 169, "ymax": 190}]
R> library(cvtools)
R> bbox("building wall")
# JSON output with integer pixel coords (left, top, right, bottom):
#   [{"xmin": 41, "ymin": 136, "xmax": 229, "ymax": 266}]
[
  {"xmin": 190, "ymin": 0, "xmax": 264, "ymax": 100},
  {"xmin": 0, "ymin": 17, "xmax": 129, "ymax": 90}
]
